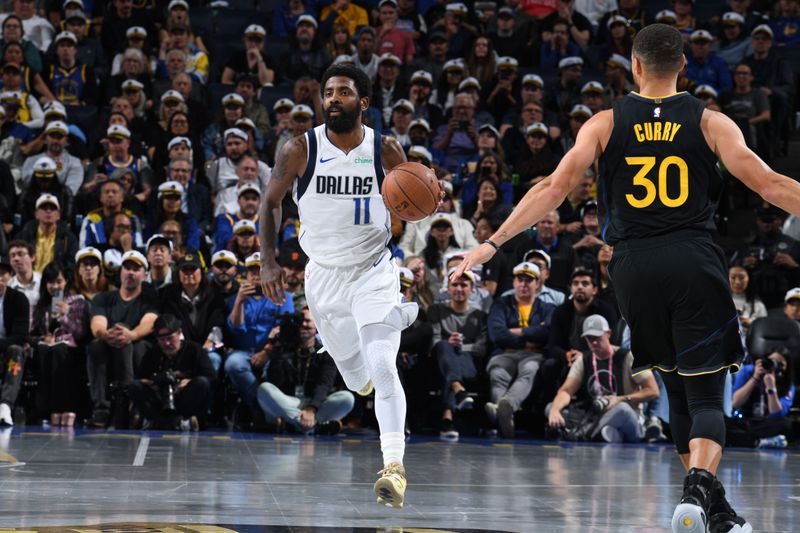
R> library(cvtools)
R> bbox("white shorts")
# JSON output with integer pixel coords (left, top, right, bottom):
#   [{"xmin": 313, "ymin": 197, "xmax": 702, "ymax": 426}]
[{"xmin": 305, "ymin": 251, "xmax": 401, "ymax": 361}]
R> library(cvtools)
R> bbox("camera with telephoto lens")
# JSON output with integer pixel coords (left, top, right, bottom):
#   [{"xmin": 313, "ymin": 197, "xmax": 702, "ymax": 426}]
[
  {"xmin": 274, "ymin": 312, "xmax": 304, "ymax": 354},
  {"xmin": 154, "ymin": 369, "xmax": 178, "ymax": 413},
  {"xmin": 762, "ymin": 357, "xmax": 775, "ymax": 372},
  {"xmin": 592, "ymin": 396, "xmax": 610, "ymax": 413}
]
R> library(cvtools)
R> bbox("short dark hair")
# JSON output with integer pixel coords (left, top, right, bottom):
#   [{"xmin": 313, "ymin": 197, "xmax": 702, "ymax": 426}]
[
  {"xmin": 321, "ymin": 64, "xmax": 372, "ymax": 101},
  {"xmin": 632, "ymin": 23, "xmax": 684, "ymax": 76},
  {"xmin": 8, "ymin": 239, "xmax": 34, "ymax": 257},
  {"xmin": 570, "ymin": 266, "xmax": 596, "ymax": 286}
]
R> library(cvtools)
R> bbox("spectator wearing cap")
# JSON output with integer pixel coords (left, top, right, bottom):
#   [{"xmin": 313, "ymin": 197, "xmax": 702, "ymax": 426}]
[
  {"xmin": 686, "ymin": 29, "xmax": 733, "ymax": 94},
  {"xmin": 215, "ymin": 154, "xmax": 260, "ymax": 218},
  {"xmin": 85, "ymin": 124, "xmax": 153, "ymax": 203},
  {"xmin": 144, "ymin": 233, "xmax": 174, "ymax": 289},
  {"xmin": 45, "ymin": 30, "xmax": 98, "ymax": 106},
  {"xmin": 717, "ymin": 11, "xmax": 754, "ymax": 70},
  {"xmin": 432, "ymin": 93, "xmax": 478, "ymax": 172},
  {"xmin": 73, "ymin": 246, "xmax": 108, "ymax": 300},
  {"xmin": 0, "ymin": 0, "xmax": 54, "ymax": 53},
  {"xmin": 512, "ymin": 122, "xmax": 558, "ymax": 191},
  {"xmin": 369, "ymin": 53, "xmax": 406, "ymax": 128},
  {"xmin": 384, "ymin": 98, "xmax": 414, "ymax": 147},
  {"xmin": 0, "ymin": 256, "xmax": 29, "ymax": 426},
  {"xmin": 320, "ymin": 0, "xmax": 368, "ymax": 38},
  {"xmin": 565, "ymin": 199, "xmax": 604, "ymax": 270},
  {"xmin": 106, "ymin": 47, "xmax": 154, "ymax": 106},
  {"xmin": 579, "ymin": 81, "xmax": 606, "ymax": 115},
  {"xmin": 79, "ymin": 178, "xmax": 144, "ymax": 251},
  {"xmin": 145, "ymin": 181, "xmax": 200, "ymax": 251},
  {"xmin": 410, "ymin": 29, "xmax": 448, "ymax": 87},
  {"xmin": 0, "ymin": 15, "xmax": 43, "ymax": 73},
  {"xmin": 213, "ymin": 179, "xmax": 261, "ymax": 253},
  {"xmin": 521, "ymin": 248, "xmax": 565, "ymax": 306},
  {"xmin": 743, "ymin": 24, "xmax": 795, "ymax": 156},
  {"xmin": 376, "ymin": 0, "xmax": 415, "ymax": 65},
  {"xmin": 21, "ymin": 120, "xmax": 83, "ymax": 194},
  {"xmin": 407, "ymin": 71, "xmax": 444, "ymax": 129},
  {"xmin": 427, "ymin": 266, "xmax": 488, "ymax": 439},
  {"xmin": 129, "ymin": 313, "xmax": 215, "ymax": 430},
  {"xmin": 349, "ymin": 26, "xmax": 379, "ymax": 82},
  {"xmin": 433, "ymin": 58, "xmax": 466, "ymax": 112},
  {"xmin": 672, "ymin": 0, "xmax": 698, "ymax": 40},
  {"xmin": 485, "ymin": 56, "xmax": 521, "ymax": 124},
  {"xmin": 235, "ymin": 73, "xmax": 271, "ymax": 137},
  {"xmin": 87, "ymin": 249, "xmax": 158, "ymax": 427},
  {"xmin": 785, "ymin": 287, "xmax": 800, "ymax": 322},
  {"xmin": 489, "ymin": 6, "xmax": 528, "ymax": 63},
  {"xmin": 271, "ymin": 0, "xmax": 318, "ymax": 39},
  {"xmin": 439, "ymin": 3, "xmax": 477, "ymax": 59},
  {"xmin": 596, "ymin": 15, "xmax": 633, "ymax": 67},
  {"xmin": 209, "ymin": 249, "xmax": 239, "ymax": 299},
  {"xmin": 159, "ymin": 252, "xmax": 227, "ymax": 373},
  {"xmin": 0, "ymin": 62, "xmax": 43, "ymax": 130},
  {"xmin": 17, "ymin": 192, "xmax": 77, "ymax": 272},
  {"xmin": 4, "ymin": 41, "xmax": 58, "ymax": 104},
  {"xmin": 547, "ymin": 314, "xmax": 659, "ymax": 443},
  {"xmin": 100, "ymin": 0, "xmax": 157, "ymax": 57},
  {"xmin": 28, "ymin": 100, "xmax": 89, "ymax": 159},
  {"xmin": 545, "ymin": 56, "xmax": 583, "ymax": 116},
  {"xmin": 522, "ymin": 210, "xmax": 576, "ymax": 292},
  {"xmin": 164, "ymin": 155, "xmax": 212, "ymax": 232},
  {"xmin": 540, "ymin": 18, "xmax": 583, "ymax": 71},
  {"xmin": 604, "ymin": 53, "xmax": 634, "ymax": 103},
  {"xmin": 205, "ymin": 127, "xmax": 271, "ymax": 209},
  {"xmin": 201, "ymin": 92, "xmax": 248, "ymax": 161},
  {"xmin": 160, "ymin": 0, "xmax": 208, "ymax": 56},
  {"xmin": 486, "ymin": 261, "xmax": 556, "ymax": 437},
  {"xmin": 558, "ymin": 104, "xmax": 592, "ymax": 155},
  {"xmin": 281, "ymin": 14, "xmax": 332, "ymax": 82},
  {"xmin": 221, "ymin": 24, "xmax": 276, "ymax": 87},
  {"xmin": 722, "ymin": 62, "xmax": 770, "ymax": 155},
  {"xmin": 225, "ymin": 252, "xmax": 294, "ymax": 410},
  {"xmin": 109, "ymin": 27, "xmax": 156, "ymax": 78},
  {"xmin": 17, "ymin": 155, "xmax": 74, "ymax": 227},
  {"xmin": 226, "ymin": 218, "xmax": 260, "ymax": 264},
  {"xmin": 400, "ymin": 191, "xmax": 479, "ymax": 258}
]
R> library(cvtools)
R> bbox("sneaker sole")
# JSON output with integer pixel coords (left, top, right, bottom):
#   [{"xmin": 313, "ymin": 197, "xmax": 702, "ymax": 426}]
[
  {"xmin": 455, "ymin": 397, "xmax": 474, "ymax": 411},
  {"xmin": 373, "ymin": 478, "xmax": 405, "ymax": 509},
  {"xmin": 497, "ymin": 401, "xmax": 514, "ymax": 438},
  {"xmin": 672, "ymin": 503, "xmax": 707, "ymax": 533}
]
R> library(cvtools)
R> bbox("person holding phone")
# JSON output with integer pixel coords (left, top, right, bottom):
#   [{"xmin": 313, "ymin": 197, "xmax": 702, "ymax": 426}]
[{"xmin": 224, "ymin": 252, "xmax": 294, "ymax": 419}]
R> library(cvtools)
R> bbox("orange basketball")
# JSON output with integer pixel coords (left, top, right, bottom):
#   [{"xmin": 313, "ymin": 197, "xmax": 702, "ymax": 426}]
[{"xmin": 382, "ymin": 162, "xmax": 441, "ymax": 222}]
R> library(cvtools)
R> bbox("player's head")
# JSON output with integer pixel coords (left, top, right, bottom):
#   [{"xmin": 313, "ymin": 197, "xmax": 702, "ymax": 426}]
[
  {"xmin": 320, "ymin": 64, "xmax": 371, "ymax": 134},
  {"xmin": 631, "ymin": 23, "xmax": 685, "ymax": 83}
]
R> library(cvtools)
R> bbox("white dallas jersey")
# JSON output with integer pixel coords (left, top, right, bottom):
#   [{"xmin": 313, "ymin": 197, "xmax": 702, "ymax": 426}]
[{"xmin": 293, "ymin": 124, "xmax": 390, "ymax": 267}]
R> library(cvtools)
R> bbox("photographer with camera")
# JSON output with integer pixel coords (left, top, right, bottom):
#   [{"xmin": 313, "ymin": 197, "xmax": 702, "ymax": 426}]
[
  {"xmin": 129, "ymin": 314, "xmax": 215, "ymax": 430},
  {"xmin": 225, "ymin": 252, "xmax": 294, "ymax": 410},
  {"xmin": 729, "ymin": 347, "xmax": 795, "ymax": 448},
  {"xmin": 547, "ymin": 315, "xmax": 659, "ymax": 443},
  {"xmin": 432, "ymin": 93, "xmax": 478, "ymax": 172},
  {"xmin": 256, "ymin": 306, "xmax": 354, "ymax": 435}
]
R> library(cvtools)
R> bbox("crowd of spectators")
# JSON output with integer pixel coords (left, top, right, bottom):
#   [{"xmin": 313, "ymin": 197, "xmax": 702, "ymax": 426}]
[{"xmin": 0, "ymin": 0, "xmax": 798, "ymax": 447}]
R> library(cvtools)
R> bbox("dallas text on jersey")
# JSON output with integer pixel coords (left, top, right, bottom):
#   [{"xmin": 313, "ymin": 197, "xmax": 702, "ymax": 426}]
[{"xmin": 315, "ymin": 175, "xmax": 375, "ymax": 195}]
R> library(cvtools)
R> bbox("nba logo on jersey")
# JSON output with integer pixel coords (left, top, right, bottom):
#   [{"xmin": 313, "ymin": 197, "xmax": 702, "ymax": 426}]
[{"xmin": 653, "ymin": 107, "xmax": 661, "ymax": 118}]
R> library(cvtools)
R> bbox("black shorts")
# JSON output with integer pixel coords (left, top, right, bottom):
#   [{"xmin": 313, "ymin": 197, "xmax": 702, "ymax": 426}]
[{"xmin": 608, "ymin": 229, "xmax": 745, "ymax": 376}]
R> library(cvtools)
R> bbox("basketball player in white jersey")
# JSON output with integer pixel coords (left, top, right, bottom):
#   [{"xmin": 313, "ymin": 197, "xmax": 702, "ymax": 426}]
[{"xmin": 259, "ymin": 64, "xmax": 418, "ymax": 508}]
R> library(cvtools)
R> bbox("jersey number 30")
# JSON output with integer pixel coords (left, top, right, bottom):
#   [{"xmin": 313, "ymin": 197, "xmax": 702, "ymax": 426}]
[{"xmin": 624, "ymin": 156, "xmax": 689, "ymax": 209}]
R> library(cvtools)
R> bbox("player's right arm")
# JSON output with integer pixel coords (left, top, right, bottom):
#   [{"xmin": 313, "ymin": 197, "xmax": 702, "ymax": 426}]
[
  {"xmin": 260, "ymin": 135, "xmax": 308, "ymax": 305},
  {"xmin": 704, "ymin": 109, "xmax": 800, "ymax": 216}
]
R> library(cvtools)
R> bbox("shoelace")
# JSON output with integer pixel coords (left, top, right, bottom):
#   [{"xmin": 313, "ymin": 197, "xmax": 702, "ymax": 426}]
[{"xmin": 377, "ymin": 463, "xmax": 406, "ymax": 478}]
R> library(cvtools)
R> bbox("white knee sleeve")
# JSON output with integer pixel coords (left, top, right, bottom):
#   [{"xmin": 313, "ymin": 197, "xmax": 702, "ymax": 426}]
[
  {"xmin": 333, "ymin": 349, "xmax": 370, "ymax": 393},
  {"xmin": 361, "ymin": 321, "xmax": 401, "ymax": 399}
]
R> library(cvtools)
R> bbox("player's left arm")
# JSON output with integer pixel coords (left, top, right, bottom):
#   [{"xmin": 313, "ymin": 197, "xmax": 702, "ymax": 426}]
[
  {"xmin": 451, "ymin": 110, "xmax": 613, "ymax": 280},
  {"xmin": 381, "ymin": 135, "xmax": 408, "ymax": 170}
]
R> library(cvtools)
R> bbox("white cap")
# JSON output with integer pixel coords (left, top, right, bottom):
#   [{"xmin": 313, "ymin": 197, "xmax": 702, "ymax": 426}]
[
  {"xmin": 297, "ymin": 14, "xmax": 318, "ymax": 28},
  {"xmin": 63, "ymin": 0, "xmax": 84, "ymax": 8},
  {"xmin": 398, "ymin": 266, "xmax": 414, "ymax": 287},
  {"xmin": 244, "ymin": 24, "xmax": 266, "ymax": 38},
  {"xmin": 161, "ymin": 90, "xmax": 185, "ymax": 103},
  {"xmin": 126, "ymin": 26, "xmax": 147, "ymax": 38},
  {"xmin": 45, "ymin": 120, "xmax": 69, "ymax": 135},
  {"xmin": 107, "ymin": 124, "xmax": 131, "ymax": 139},
  {"xmin": 167, "ymin": 136, "xmax": 192, "ymax": 151},
  {"xmin": 477, "ymin": 124, "xmax": 499, "ymax": 137},
  {"xmin": 691, "ymin": 29, "xmax": 714, "ymax": 42},
  {"xmin": 606, "ymin": 15, "xmax": 629, "ymax": 29},
  {"xmin": 558, "ymin": 56, "xmax": 584, "ymax": 69},
  {"xmin": 222, "ymin": 92, "xmax": 245, "ymax": 107},
  {"xmin": 168, "ymin": 0, "xmax": 188, "ymax": 9},
  {"xmin": 443, "ymin": 58, "xmax": 465, "ymax": 72},
  {"xmin": 146, "ymin": 233, "xmax": 174, "ymax": 252},
  {"xmin": 211, "ymin": 250, "xmax": 238, "ymax": 266},
  {"xmin": 655, "ymin": 9, "xmax": 677, "ymax": 22},
  {"xmin": 235, "ymin": 117, "xmax": 256, "ymax": 131},
  {"xmin": 392, "ymin": 98, "xmax": 414, "ymax": 113},
  {"xmin": 722, "ymin": 12, "xmax": 745, "ymax": 25},
  {"xmin": 224, "ymin": 127, "xmax": 248, "ymax": 141},
  {"xmin": 378, "ymin": 52, "xmax": 402, "ymax": 65},
  {"xmin": 244, "ymin": 251, "xmax": 261, "ymax": 268},
  {"xmin": 496, "ymin": 56, "xmax": 519, "ymax": 69},
  {"xmin": 378, "ymin": 0, "xmax": 398, "ymax": 8},
  {"xmin": 458, "ymin": 77, "xmax": 481, "ymax": 91},
  {"xmin": 430, "ymin": 212, "xmax": 453, "ymax": 227},
  {"xmin": 526, "ymin": 122, "xmax": 548, "ymax": 136},
  {"xmin": 121, "ymin": 250, "xmax": 148, "ymax": 269},
  {"xmin": 43, "ymin": 100, "xmax": 67, "ymax": 117},
  {"xmin": 332, "ymin": 55, "xmax": 354, "ymax": 65},
  {"xmin": 409, "ymin": 117, "xmax": 431, "ymax": 132},
  {"xmin": 0, "ymin": 90, "xmax": 21, "ymax": 103},
  {"xmin": 582, "ymin": 314, "xmax": 610, "ymax": 337},
  {"xmin": 522, "ymin": 74, "xmax": 544, "ymax": 88},
  {"xmin": 408, "ymin": 145, "xmax": 433, "ymax": 163},
  {"xmin": 238, "ymin": 182, "xmax": 261, "ymax": 197},
  {"xmin": 751, "ymin": 24, "xmax": 774, "ymax": 38},
  {"xmin": 694, "ymin": 84, "xmax": 719, "ymax": 98},
  {"xmin": 524, "ymin": 249, "xmax": 551, "ymax": 269},
  {"xmin": 512, "ymin": 261, "xmax": 540, "ymax": 279},
  {"xmin": 607, "ymin": 53, "xmax": 631, "ymax": 72},
  {"xmin": 290, "ymin": 104, "xmax": 314, "ymax": 118},
  {"xmin": 410, "ymin": 70, "xmax": 433, "ymax": 85},
  {"xmin": 35, "ymin": 193, "xmax": 60, "ymax": 210},
  {"xmin": 786, "ymin": 287, "xmax": 800, "ymax": 302},
  {"xmin": 446, "ymin": 2, "xmax": 468, "ymax": 14},
  {"xmin": 233, "ymin": 219, "xmax": 257, "ymax": 234},
  {"xmin": 447, "ymin": 265, "xmax": 476, "ymax": 283},
  {"xmin": 32, "ymin": 156, "xmax": 58, "ymax": 174},
  {"xmin": 273, "ymin": 97, "xmax": 294, "ymax": 111},
  {"xmin": 54, "ymin": 31, "xmax": 77, "ymax": 45},
  {"xmin": 581, "ymin": 81, "xmax": 604, "ymax": 94},
  {"xmin": 570, "ymin": 104, "xmax": 593, "ymax": 118},
  {"xmin": 121, "ymin": 79, "xmax": 145, "ymax": 92},
  {"xmin": 158, "ymin": 180, "xmax": 184, "ymax": 198},
  {"xmin": 75, "ymin": 246, "xmax": 102, "ymax": 264}
]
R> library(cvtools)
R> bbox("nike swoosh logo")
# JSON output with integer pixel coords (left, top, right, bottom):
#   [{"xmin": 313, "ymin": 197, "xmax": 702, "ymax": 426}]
[{"xmin": 319, "ymin": 156, "xmax": 336, "ymax": 163}]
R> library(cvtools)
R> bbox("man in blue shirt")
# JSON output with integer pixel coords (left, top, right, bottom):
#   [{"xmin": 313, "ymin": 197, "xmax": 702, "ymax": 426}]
[
  {"xmin": 225, "ymin": 252, "xmax": 294, "ymax": 408},
  {"xmin": 685, "ymin": 29, "xmax": 733, "ymax": 94}
]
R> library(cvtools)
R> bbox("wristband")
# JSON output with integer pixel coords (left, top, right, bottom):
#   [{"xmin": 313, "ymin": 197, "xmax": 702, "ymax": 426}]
[
  {"xmin": 766, "ymin": 388, "xmax": 777, "ymax": 395},
  {"xmin": 484, "ymin": 239, "xmax": 500, "ymax": 251}
]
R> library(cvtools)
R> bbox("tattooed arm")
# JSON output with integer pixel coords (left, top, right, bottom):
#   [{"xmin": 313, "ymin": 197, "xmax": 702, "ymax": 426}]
[{"xmin": 260, "ymin": 135, "xmax": 307, "ymax": 305}]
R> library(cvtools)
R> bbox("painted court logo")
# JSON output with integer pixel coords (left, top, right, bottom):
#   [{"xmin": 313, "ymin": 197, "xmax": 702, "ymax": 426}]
[{"xmin": 653, "ymin": 107, "xmax": 661, "ymax": 118}]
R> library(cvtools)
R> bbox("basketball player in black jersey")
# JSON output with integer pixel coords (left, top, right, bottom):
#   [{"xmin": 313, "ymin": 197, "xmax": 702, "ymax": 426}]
[{"xmin": 454, "ymin": 24, "xmax": 800, "ymax": 533}]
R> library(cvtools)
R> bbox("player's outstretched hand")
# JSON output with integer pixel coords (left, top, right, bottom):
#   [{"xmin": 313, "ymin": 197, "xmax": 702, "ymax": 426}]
[
  {"xmin": 449, "ymin": 242, "xmax": 497, "ymax": 283},
  {"xmin": 260, "ymin": 261, "xmax": 286, "ymax": 306}
]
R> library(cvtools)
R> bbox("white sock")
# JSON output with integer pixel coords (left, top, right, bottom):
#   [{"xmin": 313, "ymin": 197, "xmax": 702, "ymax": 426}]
[{"xmin": 380, "ymin": 432, "xmax": 405, "ymax": 466}]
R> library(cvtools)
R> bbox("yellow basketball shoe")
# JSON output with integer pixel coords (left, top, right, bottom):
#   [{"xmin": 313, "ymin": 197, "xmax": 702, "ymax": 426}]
[
  {"xmin": 357, "ymin": 380, "xmax": 374, "ymax": 396},
  {"xmin": 374, "ymin": 462, "xmax": 407, "ymax": 508}
]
